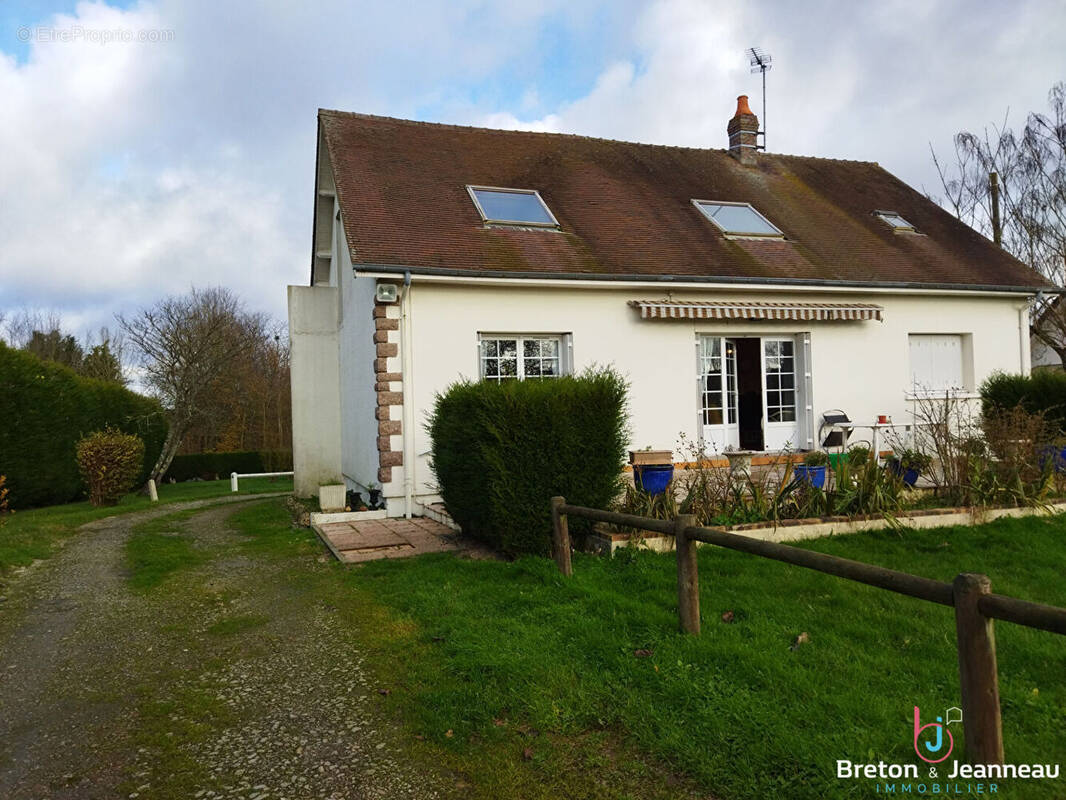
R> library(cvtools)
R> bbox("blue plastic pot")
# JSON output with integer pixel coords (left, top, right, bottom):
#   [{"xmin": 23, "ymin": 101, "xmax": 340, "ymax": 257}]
[
  {"xmin": 1038, "ymin": 446, "xmax": 1066, "ymax": 473},
  {"xmin": 888, "ymin": 459, "xmax": 920, "ymax": 487},
  {"xmin": 634, "ymin": 464, "xmax": 674, "ymax": 495},
  {"xmin": 793, "ymin": 465, "xmax": 827, "ymax": 488}
]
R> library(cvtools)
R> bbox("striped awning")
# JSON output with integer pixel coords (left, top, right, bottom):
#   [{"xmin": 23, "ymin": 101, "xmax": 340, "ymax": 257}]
[{"xmin": 628, "ymin": 300, "xmax": 883, "ymax": 322}]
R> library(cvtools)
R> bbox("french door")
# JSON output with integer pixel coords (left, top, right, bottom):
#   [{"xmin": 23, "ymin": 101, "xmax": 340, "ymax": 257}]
[
  {"xmin": 699, "ymin": 334, "xmax": 810, "ymax": 453},
  {"xmin": 761, "ymin": 337, "xmax": 802, "ymax": 451},
  {"xmin": 699, "ymin": 336, "xmax": 739, "ymax": 452}
]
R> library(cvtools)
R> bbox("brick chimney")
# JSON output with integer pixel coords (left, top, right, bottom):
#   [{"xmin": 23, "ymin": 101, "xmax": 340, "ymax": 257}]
[{"xmin": 727, "ymin": 95, "xmax": 759, "ymax": 164}]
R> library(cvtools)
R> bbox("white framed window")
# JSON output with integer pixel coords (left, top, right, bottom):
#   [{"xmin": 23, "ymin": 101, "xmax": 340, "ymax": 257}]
[
  {"xmin": 479, "ymin": 334, "xmax": 568, "ymax": 381},
  {"xmin": 763, "ymin": 338, "xmax": 797, "ymax": 422},
  {"xmin": 908, "ymin": 334, "xmax": 971, "ymax": 394},
  {"xmin": 692, "ymin": 200, "xmax": 784, "ymax": 237},
  {"xmin": 875, "ymin": 210, "xmax": 917, "ymax": 232},
  {"xmin": 467, "ymin": 186, "xmax": 559, "ymax": 227}
]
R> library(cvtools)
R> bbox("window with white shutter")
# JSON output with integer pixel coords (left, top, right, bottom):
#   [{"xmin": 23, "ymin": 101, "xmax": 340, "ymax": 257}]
[{"xmin": 908, "ymin": 334, "xmax": 968, "ymax": 393}]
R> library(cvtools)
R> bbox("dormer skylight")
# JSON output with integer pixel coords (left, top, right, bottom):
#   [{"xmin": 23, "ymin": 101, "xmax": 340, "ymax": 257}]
[
  {"xmin": 875, "ymin": 211, "xmax": 917, "ymax": 232},
  {"xmin": 693, "ymin": 200, "xmax": 783, "ymax": 237},
  {"xmin": 468, "ymin": 186, "xmax": 559, "ymax": 227}
]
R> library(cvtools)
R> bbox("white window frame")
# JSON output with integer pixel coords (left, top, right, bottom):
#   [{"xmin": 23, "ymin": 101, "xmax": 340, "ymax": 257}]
[
  {"xmin": 875, "ymin": 210, "xmax": 918, "ymax": 233},
  {"xmin": 907, "ymin": 333, "xmax": 975, "ymax": 397},
  {"xmin": 466, "ymin": 185, "xmax": 560, "ymax": 228},
  {"xmin": 762, "ymin": 337, "xmax": 798, "ymax": 424},
  {"xmin": 478, "ymin": 333, "xmax": 571, "ymax": 381},
  {"xmin": 691, "ymin": 200, "xmax": 784, "ymax": 238}
]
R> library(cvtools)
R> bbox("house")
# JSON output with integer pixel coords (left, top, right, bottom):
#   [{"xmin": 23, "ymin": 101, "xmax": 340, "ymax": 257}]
[
  {"xmin": 287, "ymin": 96, "xmax": 1057, "ymax": 514},
  {"xmin": 1031, "ymin": 296, "xmax": 1064, "ymax": 369}
]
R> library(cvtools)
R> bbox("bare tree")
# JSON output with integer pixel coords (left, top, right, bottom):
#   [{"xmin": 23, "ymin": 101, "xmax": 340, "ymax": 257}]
[
  {"xmin": 1, "ymin": 309, "xmax": 65, "ymax": 349},
  {"xmin": 119, "ymin": 287, "xmax": 264, "ymax": 484},
  {"xmin": 930, "ymin": 82, "xmax": 1066, "ymax": 365}
]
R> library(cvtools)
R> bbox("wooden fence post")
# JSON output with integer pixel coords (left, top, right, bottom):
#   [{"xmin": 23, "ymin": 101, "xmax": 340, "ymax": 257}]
[
  {"xmin": 675, "ymin": 514, "xmax": 700, "ymax": 635},
  {"xmin": 953, "ymin": 573, "xmax": 1004, "ymax": 764},
  {"xmin": 550, "ymin": 496, "xmax": 573, "ymax": 577}
]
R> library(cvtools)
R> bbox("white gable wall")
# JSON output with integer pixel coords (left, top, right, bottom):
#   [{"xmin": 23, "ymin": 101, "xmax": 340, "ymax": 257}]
[
  {"xmin": 370, "ymin": 279, "xmax": 1031, "ymax": 512},
  {"xmin": 334, "ymin": 214, "xmax": 380, "ymax": 494}
]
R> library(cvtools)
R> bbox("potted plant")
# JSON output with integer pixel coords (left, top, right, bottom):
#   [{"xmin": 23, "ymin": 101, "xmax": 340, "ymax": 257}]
[
  {"xmin": 887, "ymin": 449, "xmax": 931, "ymax": 487},
  {"xmin": 794, "ymin": 450, "xmax": 830, "ymax": 488},
  {"xmin": 629, "ymin": 447, "xmax": 674, "ymax": 496}
]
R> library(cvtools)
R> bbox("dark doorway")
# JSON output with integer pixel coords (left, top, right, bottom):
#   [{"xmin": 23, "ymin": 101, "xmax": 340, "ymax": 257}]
[{"xmin": 734, "ymin": 338, "xmax": 764, "ymax": 451}]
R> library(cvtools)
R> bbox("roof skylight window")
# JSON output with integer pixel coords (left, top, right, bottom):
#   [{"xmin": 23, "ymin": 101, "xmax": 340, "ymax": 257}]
[
  {"xmin": 875, "ymin": 211, "xmax": 917, "ymax": 232},
  {"xmin": 693, "ymin": 201, "xmax": 783, "ymax": 237},
  {"xmin": 467, "ymin": 186, "xmax": 559, "ymax": 227}
]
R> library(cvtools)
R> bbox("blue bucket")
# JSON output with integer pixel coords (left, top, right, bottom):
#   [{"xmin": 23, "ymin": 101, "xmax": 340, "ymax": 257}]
[
  {"xmin": 1038, "ymin": 446, "xmax": 1066, "ymax": 473},
  {"xmin": 634, "ymin": 464, "xmax": 674, "ymax": 495},
  {"xmin": 793, "ymin": 465, "xmax": 827, "ymax": 488},
  {"xmin": 888, "ymin": 459, "xmax": 920, "ymax": 487}
]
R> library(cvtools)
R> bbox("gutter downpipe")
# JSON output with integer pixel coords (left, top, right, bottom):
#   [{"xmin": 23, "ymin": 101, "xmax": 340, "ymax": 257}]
[
  {"xmin": 1018, "ymin": 302, "xmax": 1032, "ymax": 375},
  {"xmin": 399, "ymin": 270, "xmax": 415, "ymax": 518}
]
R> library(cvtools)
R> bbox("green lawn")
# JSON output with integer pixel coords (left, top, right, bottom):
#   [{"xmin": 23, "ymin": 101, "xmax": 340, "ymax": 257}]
[
  {"xmin": 229, "ymin": 502, "xmax": 1066, "ymax": 800},
  {"xmin": 0, "ymin": 476, "xmax": 292, "ymax": 575}
]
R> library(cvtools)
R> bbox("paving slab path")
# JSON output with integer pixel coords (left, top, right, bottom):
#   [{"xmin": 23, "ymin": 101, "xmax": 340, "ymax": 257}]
[{"xmin": 0, "ymin": 496, "xmax": 452, "ymax": 800}]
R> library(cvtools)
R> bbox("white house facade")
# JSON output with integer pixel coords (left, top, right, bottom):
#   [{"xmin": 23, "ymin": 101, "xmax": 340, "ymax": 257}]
[{"xmin": 288, "ymin": 99, "xmax": 1055, "ymax": 515}]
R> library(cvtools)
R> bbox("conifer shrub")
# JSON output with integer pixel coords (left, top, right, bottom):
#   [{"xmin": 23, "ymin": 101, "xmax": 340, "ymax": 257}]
[
  {"xmin": 981, "ymin": 370, "xmax": 1066, "ymax": 433},
  {"xmin": 428, "ymin": 367, "xmax": 629, "ymax": 557},
  {"xmin": 0, "ymin": 342, "xmax": 166, "ymax": 507}
]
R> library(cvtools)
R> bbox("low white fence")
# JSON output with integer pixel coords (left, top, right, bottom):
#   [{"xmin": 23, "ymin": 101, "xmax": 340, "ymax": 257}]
[{"xmin": 230, "ymin": 471, "xmax": 294, "ymax": 492}]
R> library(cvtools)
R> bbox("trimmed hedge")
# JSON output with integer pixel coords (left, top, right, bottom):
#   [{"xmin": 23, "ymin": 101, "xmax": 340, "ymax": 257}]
[
  {"xmin": 981, "ymin": 371, "xmax": 1066, "ymax": 433},
  {"xmin": 0, "ymin": 342, "xmax": 167, "ymax": 508},
  {"xmin": 428, "ymin": 367, "xmax": 629, "ymax": 557},
  {"xmin": 166, "ymin": 450, "xmax": 293, "ymax": 482}
]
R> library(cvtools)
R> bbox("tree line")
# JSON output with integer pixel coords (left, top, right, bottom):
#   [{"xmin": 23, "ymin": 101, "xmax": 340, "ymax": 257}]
[
  {"xmin": 930, "ymin": 81, "xmax": 1066, "ymax": 366},
  {"xmin": 1, "ymin": 287, "xmax": 291, "ymax": 483}
]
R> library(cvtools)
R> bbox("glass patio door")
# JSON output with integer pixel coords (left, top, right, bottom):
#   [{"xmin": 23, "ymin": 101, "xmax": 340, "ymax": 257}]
[
  {"xmin": 761, "ymin": 337, "xmax": 801, "ymax": 451},
  {"xmin": 699, "ymin": 336, "xmax": 739, "ymax": 452}
]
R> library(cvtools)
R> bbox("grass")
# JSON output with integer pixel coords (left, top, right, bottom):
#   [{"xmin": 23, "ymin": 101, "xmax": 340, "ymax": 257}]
[
  {"xmin": 228, "ymin": 501, "xmax": 1066, "ymax": 800},
  {"xmin": 0, "ymin": 475, "xmax": 292, "ymax": 575},
  {"xmin": 125, "ymin": 510, "xmax": 207, "ymax": 590}
]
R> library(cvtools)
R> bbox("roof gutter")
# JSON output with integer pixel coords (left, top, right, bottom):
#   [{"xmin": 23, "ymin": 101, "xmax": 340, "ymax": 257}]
[{"xmin": 355, "ymin": 262, "xmax": 1061, "ymax": 296}]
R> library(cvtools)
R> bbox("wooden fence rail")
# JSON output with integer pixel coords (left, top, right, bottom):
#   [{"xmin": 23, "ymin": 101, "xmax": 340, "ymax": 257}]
[{"xmin": 550, "ymin": 496, "xmax": 1066, "ymax": 766}]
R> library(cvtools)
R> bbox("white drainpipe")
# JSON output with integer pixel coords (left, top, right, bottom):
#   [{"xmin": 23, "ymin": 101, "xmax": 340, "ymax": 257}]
[
  {"xmin": 1018, "ymin": 302, "xmax": 1032, "ymax": 375},
  {"xmin": 400, "ymin": 271, "xmax": 415, "ymax": 518}
]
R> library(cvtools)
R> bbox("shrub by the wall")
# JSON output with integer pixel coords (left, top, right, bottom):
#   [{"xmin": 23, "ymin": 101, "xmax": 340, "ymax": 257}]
[
  {"xmin": 76, "ymin": 428, "xmax": 146, "ymax": 507},
  {"xmin": 0, "ymin": 475, "xmax": 9, "ymax": 526},
  {"xmin": 981, "ymin": 371, "xmax": 1066, "ymax": 433},
  {"xmin": 429, "ymin": 367, "xmax": 629, "ymax": 557},
  {"xmin": 165, "ymin": 450, "xmax": 292, "ymax": 481},
  {"xmin": 0, "ymin": 343, "xmax": 167, "ymax": 508}
]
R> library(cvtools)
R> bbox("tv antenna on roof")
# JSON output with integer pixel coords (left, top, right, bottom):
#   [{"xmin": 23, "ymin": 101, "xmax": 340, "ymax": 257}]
[{"xmin": 748, "ymin": 47, "xmax": 772, "ymax": 151}]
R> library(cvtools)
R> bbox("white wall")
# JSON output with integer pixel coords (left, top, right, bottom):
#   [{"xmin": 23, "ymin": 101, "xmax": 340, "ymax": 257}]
[
  {"xmin": 387, "ymin": 281, "xmax": 1031, "ymax": 506},
  {"xmin": 335, "ymin": 215, "xmax": 379, "ymax": 492},
  {"xmin": 288, "ymin": 284, "xmax": 343, "ymax": 497}
]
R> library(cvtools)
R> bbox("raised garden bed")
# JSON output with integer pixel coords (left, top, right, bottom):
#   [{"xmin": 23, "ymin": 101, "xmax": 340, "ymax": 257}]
[{"xmin": 587, "ymin": 501, "xmax": 1066, "ymax": 555}]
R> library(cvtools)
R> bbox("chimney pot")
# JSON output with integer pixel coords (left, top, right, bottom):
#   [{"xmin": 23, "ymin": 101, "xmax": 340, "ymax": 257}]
[{"xmin": 727, "ymin": 94, "xmax": 759, "ymax": 164}]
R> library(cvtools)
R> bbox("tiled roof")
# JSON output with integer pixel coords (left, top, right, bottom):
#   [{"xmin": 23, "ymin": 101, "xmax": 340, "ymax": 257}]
[{"xmin": 318, "ymin": 110, "xmax": 1054, "ymax": 291}]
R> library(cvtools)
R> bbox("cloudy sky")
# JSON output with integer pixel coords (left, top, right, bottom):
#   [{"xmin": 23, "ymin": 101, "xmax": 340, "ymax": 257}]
[{"xmin": 1, "ymin": 0, "xmax": 1063, "ymax": 336}]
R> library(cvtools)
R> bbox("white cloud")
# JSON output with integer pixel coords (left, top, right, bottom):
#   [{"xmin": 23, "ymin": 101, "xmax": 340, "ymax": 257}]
[
  {"xmin": 468, "ymin": 0, "xmax": 1065, "ymax": 201},
  {"xmin": 0, "ymin": 0, "xmax": 1063, "ymax": 344}
]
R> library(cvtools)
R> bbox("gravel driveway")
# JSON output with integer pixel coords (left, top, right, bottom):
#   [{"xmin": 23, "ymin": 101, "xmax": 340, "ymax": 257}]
[{"xmin": 0, "ymin": 497, "xmax": 453, "ymax": 800}]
